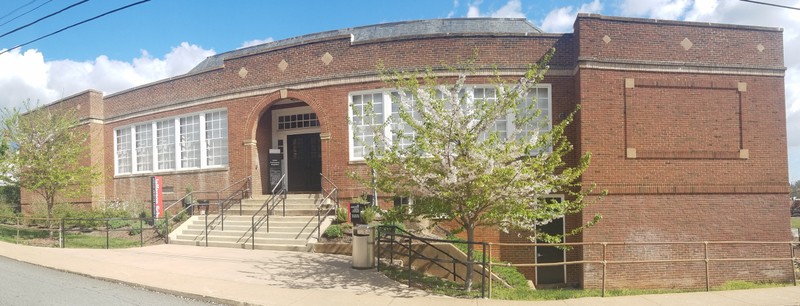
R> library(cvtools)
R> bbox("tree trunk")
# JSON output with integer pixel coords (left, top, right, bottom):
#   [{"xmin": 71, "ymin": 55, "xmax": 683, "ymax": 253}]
[{"xmin": 464, "ymin": 224, "xmax": 475, "ymax": 291}]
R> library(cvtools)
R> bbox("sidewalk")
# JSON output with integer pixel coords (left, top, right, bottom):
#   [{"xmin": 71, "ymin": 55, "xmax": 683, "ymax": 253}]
[{"xmin": 0, "ymin": 242, "xmax": 799, "ymax": 306}]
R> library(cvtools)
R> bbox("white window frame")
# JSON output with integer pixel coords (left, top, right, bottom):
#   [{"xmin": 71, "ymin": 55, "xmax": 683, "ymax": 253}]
[
  {"xmin": 347, "ymin": 84, "xmax": 552, "ymax": 161},
  {"xmin": 348, "ymin": 90, "xmax": 390, "ymax": 161},
  {"xmin": 113, "ymin": 108, "xmax": 228, "ymax": 176}
]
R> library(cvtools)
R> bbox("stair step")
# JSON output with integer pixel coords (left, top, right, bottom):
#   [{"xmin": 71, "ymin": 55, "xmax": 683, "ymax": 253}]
[
  {"xmin": 180, "ymin": 229, "xmax": 314, "ymax": 237},
  {"xmin": 174, "ymin": 235, "xmax": 308, "ymax": 245},
  {"xmin": 169, "ymin": 239, "xmax": 311, "ymax": 252},
  {"xmin": 168, "ymin": 193, "xmax": 335, "ymax": 253}
]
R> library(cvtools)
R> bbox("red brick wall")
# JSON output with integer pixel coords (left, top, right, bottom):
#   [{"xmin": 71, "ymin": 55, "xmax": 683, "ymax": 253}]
[{"xmin": 22, "ymin": 14, "xmax": 791, "ymax": 290}]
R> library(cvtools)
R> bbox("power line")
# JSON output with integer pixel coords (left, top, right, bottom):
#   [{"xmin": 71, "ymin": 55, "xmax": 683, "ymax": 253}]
[
  {"xmin": 0, "ymin": 0, "xmax": 151, "ymax": 55},
  {"xmin": 0, "ymin": 0, "xmax": 54, "ymax": 29},
  {"xmin": 0, "ymin": 0, "xmax": 36, "ymax": 22},
  {"xmin": 0, "ymin": 0, "xmax": 90, "ymax": 40},
  {"xmin": 740, "ymin": 0, "xmax": 800, "ymax": 11}
]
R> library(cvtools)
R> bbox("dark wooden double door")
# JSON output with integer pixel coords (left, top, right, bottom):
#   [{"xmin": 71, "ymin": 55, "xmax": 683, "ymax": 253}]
[{"xmin": 287, "ymin": 133, "xmax": 321, "ymax": 192}]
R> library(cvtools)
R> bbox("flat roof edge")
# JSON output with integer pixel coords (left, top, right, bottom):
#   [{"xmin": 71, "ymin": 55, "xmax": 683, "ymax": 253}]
[{"xmin": 577, "ymin": 13, "xmax": 783, "ymax": 32}]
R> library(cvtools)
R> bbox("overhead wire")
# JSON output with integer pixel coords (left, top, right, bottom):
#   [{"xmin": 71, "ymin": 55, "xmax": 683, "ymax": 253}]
[
  {"xmin": 0, "ymin": 0, "xmax": 54, "ymax": 29},
  {"xmin": 0, "ymin": 0, "xmax": 90, "ymax": 40},
  {"xmin": 0, "ymin": 0, "xmax": 151, "ymax": 55},
  {"xmin": 740, "ymin": 0, "xmax": 800, "ymax": 11},
  {"xmin": 0, "ymin": 0, "xmax": 36, "ymax": 22}
]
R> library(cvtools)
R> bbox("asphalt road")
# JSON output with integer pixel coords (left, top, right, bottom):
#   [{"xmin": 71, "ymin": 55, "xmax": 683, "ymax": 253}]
[{"xmin": 0, "ymin": 255, "xmax": 216, "ymax": 306}]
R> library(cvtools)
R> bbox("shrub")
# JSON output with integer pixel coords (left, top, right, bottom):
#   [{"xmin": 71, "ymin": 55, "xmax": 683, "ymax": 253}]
[
  {"xmin": 324, "ymin": 224, "xmax": 344, "ymax": 238},
  {"xmin": 361, "ymin": 205, "xmax": 378, "ymax": 224},
  {"xmin": 154, "ymin": 219, "xmax": 170, "ymax": 237},
  {"xmin": 128, "ymin": 222, "xmax": 143, "ymax": 236},
  {"xmin": 335, "ymin": 207, "xmax": 348, "ymax": 223},
  {"xmin": 0, "ymin": 202, "xmax": 16, "ymax": 224}
]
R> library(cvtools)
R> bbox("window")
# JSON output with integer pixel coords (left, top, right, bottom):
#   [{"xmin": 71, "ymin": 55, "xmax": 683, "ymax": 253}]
[
  {"xmin": 114, "ymin": 109, "xmax": 228, "ymax": 175},
  {"xmin": 115, "ymin": 128, "xmax": 132, "ymax": 174},
  {"xmin": 135, "ymin": 124, "xmax": 153, "ymax": 172},
  {"xmin": 205, "ymin": 110, "xmax": 228, "ymax": 166},
  {"xmin": 180, "ymin": 115, "xmax": 201, "ymax": 168},
  {"xmin": 350, "ymin": 92, "xmax": 384, "ymax": 159},
  {"xmin": 277, "ymin": 113, "xmax": 318, "ymax": 130},
  {"xmin": 390, "ymin": 92, "xmax": 417, "ymax": 150},
  {"xmin": 156, "ymin": 120, "xmax": 175, "ymax": 170},
  {"xmin": 348, "ymin": 85, "xmax": 551, "ymax": 160}
]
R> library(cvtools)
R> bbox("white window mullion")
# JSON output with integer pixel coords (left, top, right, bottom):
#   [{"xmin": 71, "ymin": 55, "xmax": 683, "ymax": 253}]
[
  {"xmin": 151, "ymin": 122, "xmax": 158, "ymax": 171},
  {"xmin": 383, "ymin": 92, "xmax": 392, "ymax": 145},
  {"xmin": 113, "ymin": 130, "xmax": 119, "ymax": 175},
  {"xmin": 174, "ymin": 117, "xmax": 180, "ymax": 170},
  {"xmin": 130, "ymin": 127, "xmax": 138, "ymax": 173},
  {"xmin": 199, "ymin": 113, "xmax": 207, "ymax": 168}
]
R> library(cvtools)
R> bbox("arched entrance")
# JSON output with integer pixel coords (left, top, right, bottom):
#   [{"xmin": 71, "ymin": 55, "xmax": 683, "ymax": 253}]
[{"xmin": 256, "ymin": 100, "xmax": 322, "ymax": 193}]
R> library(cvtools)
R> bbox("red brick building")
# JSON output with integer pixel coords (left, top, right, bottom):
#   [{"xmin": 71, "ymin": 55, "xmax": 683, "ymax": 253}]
[{"xmin": 25, "ymin": 14, "xmax": 790, "ymax": 288}]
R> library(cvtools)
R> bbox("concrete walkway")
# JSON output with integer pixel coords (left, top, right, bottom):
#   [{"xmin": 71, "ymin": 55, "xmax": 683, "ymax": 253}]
[{"xmin": 0, "ymin": 242, "xmax": 799, "ymax": 306}]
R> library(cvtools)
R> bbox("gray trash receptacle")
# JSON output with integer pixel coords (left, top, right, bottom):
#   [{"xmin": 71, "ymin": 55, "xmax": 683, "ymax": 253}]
[{"xmin": 352, "ymin": 224, "xmax": 374, "ymax": 269}]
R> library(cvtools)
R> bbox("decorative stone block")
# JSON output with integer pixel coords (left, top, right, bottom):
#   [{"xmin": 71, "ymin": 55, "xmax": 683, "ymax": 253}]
[{"xmin": 278, "ymin": 59, "xmax": 288, "ymax": 72}]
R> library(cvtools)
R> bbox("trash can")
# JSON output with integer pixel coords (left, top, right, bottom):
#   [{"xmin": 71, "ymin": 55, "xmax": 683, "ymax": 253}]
[{"xmin": 352, "ymin": 224, "xmax": 374, "ymax": 269}]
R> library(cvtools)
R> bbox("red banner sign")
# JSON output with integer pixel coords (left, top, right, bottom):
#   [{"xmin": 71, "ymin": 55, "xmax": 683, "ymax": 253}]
[{"xmin": 151, "ymin": 176, "xmax": 163, "ymax": 218}]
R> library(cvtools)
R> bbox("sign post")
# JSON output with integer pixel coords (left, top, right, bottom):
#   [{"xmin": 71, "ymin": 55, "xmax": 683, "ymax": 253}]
[{"xmin": 151, "ymin": 176, "xmax": 163, "ymax": 219}]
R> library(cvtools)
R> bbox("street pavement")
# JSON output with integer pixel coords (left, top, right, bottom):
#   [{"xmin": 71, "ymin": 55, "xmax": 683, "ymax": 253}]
[
  {"xmin": 0, "ymin": 241, "xmax": 799, "ymax": 306},
  {"xmin": 0, "ymin": 255, "xmax": 213, "ymax": 305}
]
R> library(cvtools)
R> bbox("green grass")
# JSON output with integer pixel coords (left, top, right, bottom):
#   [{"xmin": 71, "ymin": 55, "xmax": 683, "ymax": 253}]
[
  {"xmin": 61, "ymin": 233, "xmax": 142, "ymax": 249},
  {"xmin": 0, "ymin": 224, "xmax": 144, "ymax": 248},
  {"xmin": 791, "ymin": 217, "xmax": 800, "ymax": 228}
]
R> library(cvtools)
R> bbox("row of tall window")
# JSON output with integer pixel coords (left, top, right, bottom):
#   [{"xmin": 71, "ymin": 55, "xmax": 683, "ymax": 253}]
[
  {"xmin": 114, "ymin": 110, "xmax": 228, "ymax": 175},
  {"xmin": 348, "ymin": 85, "xmax": 552, "ymax": 160}
]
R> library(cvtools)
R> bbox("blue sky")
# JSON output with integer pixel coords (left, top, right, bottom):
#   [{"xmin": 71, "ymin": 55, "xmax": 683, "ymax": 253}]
[{"xmin": 0, "ymin": 0, "xmax": 798, "ymax": 182}]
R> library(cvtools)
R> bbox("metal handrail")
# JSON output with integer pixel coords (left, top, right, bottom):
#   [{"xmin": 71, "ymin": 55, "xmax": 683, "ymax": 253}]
[
  {"xmin": 164, "ymin": 176, "xmax": 252, "ymax": 213},
  {"xmin": 314, "ymin": 173, "xmax": 339, "ymax": 239},
  {"xmin": 249, "ymin": 174, "xmax": 286, "ymax": 249},
  {"xmin": 376, "ymin": 225, "xmax": 488, "ymax": 298},
  {"xmin": 484, "ymin": 240, "xmax": 800, "ymax": 298}
]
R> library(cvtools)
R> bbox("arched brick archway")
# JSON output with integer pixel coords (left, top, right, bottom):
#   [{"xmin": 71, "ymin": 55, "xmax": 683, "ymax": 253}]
[{"xmin": 244, "ymin": 90, "xmax": 331, "ymax": 195}]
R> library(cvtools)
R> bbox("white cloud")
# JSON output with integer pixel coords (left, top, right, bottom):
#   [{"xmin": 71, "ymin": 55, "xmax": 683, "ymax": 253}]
[
  {"xmin": 467, "ymin": 0, "xmax": 483, "ymax": 17},
  {"xmin": 465, "ymin": 0, "xmax": 524, "ymax": 18},
  {"xmin": 0, "ymin": 42, "xmax": 214, "ymax": 110},
  {"xmin": 620, "ymin": 0, "xmax": 691, "ymax": 20},
  {"xmin": 240, "ymin": 37, "xmax": 275, "ymax": 49},
  {"xmin": 540, "ymin": 0, "xmax": 603, "ymax": 32},
  {"xmin": 490, "ymin": 0, "xmax": 525, "ymax": 18}
]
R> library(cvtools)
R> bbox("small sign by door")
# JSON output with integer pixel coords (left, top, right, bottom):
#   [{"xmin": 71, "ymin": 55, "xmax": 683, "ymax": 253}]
[{"xmin": 268, "ymin": 149, "xmax": 283, "ymax": 192}]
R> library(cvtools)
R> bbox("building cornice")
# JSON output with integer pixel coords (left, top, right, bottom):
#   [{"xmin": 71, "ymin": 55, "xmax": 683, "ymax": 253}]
[{"xmin": 576, "ymin": 58, "xmax": 785, "ymax": 77}]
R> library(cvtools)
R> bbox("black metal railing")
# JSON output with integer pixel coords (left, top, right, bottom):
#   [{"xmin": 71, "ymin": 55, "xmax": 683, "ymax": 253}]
[
  {"xmin": 376, "ymin": 225, "xmax": 489, "ymax": 298},
  {"xmin": 316, "ymin": 173, "xmax": 339, "ymax": 238},
  {"xmin": 250, "ymin": 174, "xmax": 286, "ymax": 249},
  {"xmin": 163, "ymin": 176, "xmax": 251, "ymax": 244}
]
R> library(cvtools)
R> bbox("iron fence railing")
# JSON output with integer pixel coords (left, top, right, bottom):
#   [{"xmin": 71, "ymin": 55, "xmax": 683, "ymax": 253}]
[
  {"xmin": 0, "ymin": 215, "xmax": 170, "ymax": 249},
  {"xmin": 376, "ymin": 225, "xmax": 489, "ymax": 298},
  {"xmin": 486, "ymin": 240, "xmax": 800, "ymax": 298}
]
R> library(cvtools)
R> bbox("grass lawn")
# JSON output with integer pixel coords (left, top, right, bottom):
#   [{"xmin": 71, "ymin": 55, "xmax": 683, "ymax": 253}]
[
  {"xmin": 0, "ymin": 224, "xmax": 146, "ymax": 248},
  {"xmin": 792, "ymin": 217, "xmax": 800, "ymax": 228}
]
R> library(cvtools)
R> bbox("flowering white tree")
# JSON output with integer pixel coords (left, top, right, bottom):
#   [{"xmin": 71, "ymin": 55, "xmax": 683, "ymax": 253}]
[
  {"xmin": 0, "ymin": 102, "xmax": 100, "ymax": 224},
  {"xmin": 355, "ymin": 49, "xmax": 602, "ymax": 290}
]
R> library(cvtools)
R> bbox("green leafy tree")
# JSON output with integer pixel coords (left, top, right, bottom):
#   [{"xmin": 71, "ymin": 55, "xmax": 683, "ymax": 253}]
[
  {"xmin": 0, "ymin": 102, "xmax": 100, "ymax": 223},
  {"xmin": 791, "ymin": 180, "xmax": 800, "ymax": 199},
  {"xmin": 354, "ymin": 49, "xmax": 603, "ymax": 290}
]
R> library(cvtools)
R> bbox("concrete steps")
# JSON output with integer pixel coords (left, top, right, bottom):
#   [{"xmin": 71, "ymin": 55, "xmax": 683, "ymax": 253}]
[{"xmin": 168, "ymin": 193, "xmax": 335, "ymax": 252}]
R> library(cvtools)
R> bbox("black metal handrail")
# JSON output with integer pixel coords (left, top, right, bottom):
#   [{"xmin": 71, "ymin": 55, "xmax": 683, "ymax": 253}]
[
  {"xmin": 314, "ymin": 173, "xmax": 339, "ymax": 239},
  {"xmin": 249, "ymin": 174, "xmax": 286, "ymax": 249},
  {"xmin": 164, "ymin": 176, "xmax": 251, "ymax": 214},
  {"xmin": 376, "ymin": 225, "xmax": 488, "ymax": 298}
]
